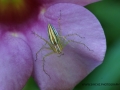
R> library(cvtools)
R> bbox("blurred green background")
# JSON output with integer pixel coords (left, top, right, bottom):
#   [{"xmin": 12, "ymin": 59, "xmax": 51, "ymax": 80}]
[{"xmin": 23, "ymin": 0, "xmax": 120, "ymax": 90}]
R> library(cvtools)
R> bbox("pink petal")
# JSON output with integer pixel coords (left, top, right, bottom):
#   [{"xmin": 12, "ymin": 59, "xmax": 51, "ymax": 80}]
[
  {"xmin": 0, "ymin": 32, "xmax": 33, "ymax": 90},
  {"xmin": 29, "ymin": 3, "xmax": 106, "ymax": 90},
  {"xmin": 39, "ymin": 0, "xmax": 100, "ymax": 6}
]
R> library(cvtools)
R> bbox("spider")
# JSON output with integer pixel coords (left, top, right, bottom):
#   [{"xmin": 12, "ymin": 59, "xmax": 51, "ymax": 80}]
[{"xmin": 32, "ymin": 10, "xmax": 92, "ymax": 79}]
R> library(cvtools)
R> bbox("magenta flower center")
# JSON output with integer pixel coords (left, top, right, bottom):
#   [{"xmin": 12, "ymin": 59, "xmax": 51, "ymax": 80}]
[{"xmin": 0, "ymin": 0, "xmax": 39, "ymax": 24}]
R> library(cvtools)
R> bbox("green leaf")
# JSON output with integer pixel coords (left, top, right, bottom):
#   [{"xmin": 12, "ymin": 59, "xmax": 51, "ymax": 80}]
[
  {"xmin": 74, "ymin": 39, "xmax": 120, "ymax": 90},
  {"xmin": 23, "ymin": 77, "xmax": 39, "ymax": 90}
]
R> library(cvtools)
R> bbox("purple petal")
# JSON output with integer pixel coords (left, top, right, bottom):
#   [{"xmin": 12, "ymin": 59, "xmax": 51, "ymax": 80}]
[
  {"xmin": 29, "ymin": 3, "xmax": 106, "ymax": 90},
  {"xmin": 0, "ymin": 32, "xmax": 33, "ymax": 90},
  {"xmin": 39, "ymin": 0, "xmax": 100, "ymax": 6}
]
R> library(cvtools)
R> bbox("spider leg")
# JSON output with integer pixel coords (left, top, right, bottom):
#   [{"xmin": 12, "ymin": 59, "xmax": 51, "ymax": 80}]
[
  {"xmin": 57, "ymin": 52, "xmax": 64, "ymax": 57},
  {"xmin": 67, "ymin": 40, "xmax": 93, "ymax": 51},
  {"xmin": 58, "ymin": 10, "xmax": 62, "ymax": 35},
  {"xmin": 58, "ymin": 36, "xmax": 69, "ymax": 47},
  {"xmin": 42, "ymin": 51, "xmax": 55, "ymax": 79},
  {"xmin": 64, "ymin": 33, "xmax": 85, "ymax": 39},
  {"xmin": 32, "ymin": 31, "xmax": 51, "ymax": 45},
  {"xmin": 59, "ymin": 35, "xmax": 92, "ymax": 51},
  {"xmin": 35, "ymin": 42, "xmax": 48, "ymax": 61}
]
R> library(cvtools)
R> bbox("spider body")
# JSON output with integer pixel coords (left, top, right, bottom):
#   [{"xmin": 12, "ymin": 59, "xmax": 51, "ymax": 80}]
[{"xmin": 48, "ymin": 24, "xmax": 63, "ymax": 54}]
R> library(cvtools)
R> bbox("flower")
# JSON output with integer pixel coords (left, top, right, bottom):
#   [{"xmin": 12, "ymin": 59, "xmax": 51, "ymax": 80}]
[{"xmin": 0, "ymin": 0, "xmax": 106, "ymax": 90}]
